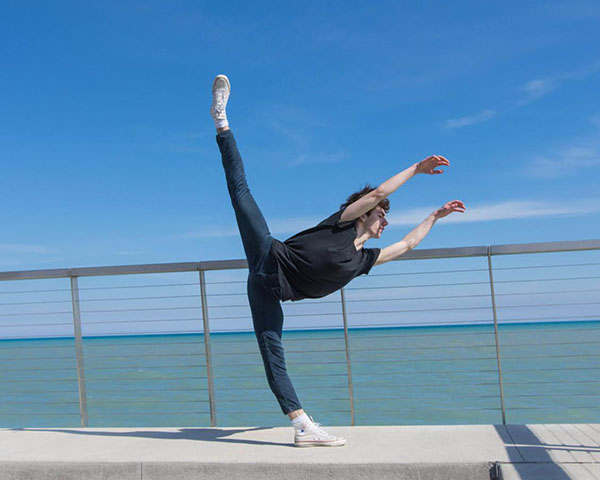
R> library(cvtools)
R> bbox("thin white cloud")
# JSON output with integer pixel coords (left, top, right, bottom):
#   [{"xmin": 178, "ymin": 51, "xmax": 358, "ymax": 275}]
[
  {"xmin": 388, "ymin": 200, "xmax": 600, "ymax": 226},
  {"xmin": 522, "ymin": 79, "xmax": 553, "ymax": 96},
  {"xmin": 259, "ymin": 105, "xmax": 347, "ymax": 168},
  {"xmin": 515, "ymin": 63, "xmax": 600, "ymax": 108},
  {"xmin": 114, "ymin": 250, "xmax": 148, "ymax": 256},
  {"xmin": 446, "ymin": 62, "xmax": 600, "ymax": 128},
  {"xmin": 287, "ymin": 151, "xmax": 347, "ymax": 167},
  {"xmin": 516, "ymin": 63, "xmax": 600, "ymax": 107},
  {"xmin": 179, "ymin": 199, "xmax": 600, "ymax": 238},
  {"xmin": 524, "ymin": 147, "xmax": 600, "ymax": 179},
  {"xmin": 181, "ymin": 216, "xmax": 318, "ymax": 239},
  {"xmin": 440, "ymin": 200, "xmax": 600, "ymax": 224},
  {"xmin": 0, "ymin": 244, "xmax": 56, "ymax": 255},
  {"xmin": 558, "ymin": 61, "xmax": 600, "ymax": 82},
  {"xmin": 444, "ymin": 109, "xmax": 496, "ymax": 129},
  {"xmin": 386, "ymin": 207, "xmax": 439, "ymax": 225},
  {"xmin": 0, "ymin": 255, "xmax": 66, "ymax": 270},
  {"xmin": 516, "ymin": 79, "xmax": 556, "ymax": 106},
  {"xmin": 180, "ymin": 226, "xmax": 240, "ymax": 239}
]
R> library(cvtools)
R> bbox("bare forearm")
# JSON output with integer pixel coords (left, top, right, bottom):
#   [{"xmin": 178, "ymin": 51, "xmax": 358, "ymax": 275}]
[
  {"xmin": 377, "ymin": 163, "xmax": 419, "ymax": 197},
  {"xmin": 402, "ymin": 212, "xmax": 437, "ymax": 249},
  {"xmin": 376, "ymin": 212, "xmax": 438, "ymax": 265},
  {"xmin": 376, "ymin": 201, "xmax": 464, "ymax": 267},
  {"xmin": 341, "ymin": 156, "xmax": 450, "ymax": 223},
  {"xmin": 341, "ymin": 163, "xmax": 419, "ymax": 221}
]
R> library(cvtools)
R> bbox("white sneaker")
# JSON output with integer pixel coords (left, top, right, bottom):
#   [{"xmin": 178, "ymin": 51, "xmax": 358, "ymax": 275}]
[
  {"xmin": 210, "ymin": 74, "xmax": 230, "ymax": 125},
  {"xmin": 294, "ymin": 418, "xmax": 346, "ymax": 447}
]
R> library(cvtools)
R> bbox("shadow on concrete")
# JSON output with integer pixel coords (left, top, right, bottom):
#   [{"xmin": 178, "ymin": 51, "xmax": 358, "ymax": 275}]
[
  {"xmin": 495, "ymin": 425, "xmax": 579, "ymax": 479},
  {"xmin": 11, "ymin": 427, "xmax": 292, "ymax": 447}
]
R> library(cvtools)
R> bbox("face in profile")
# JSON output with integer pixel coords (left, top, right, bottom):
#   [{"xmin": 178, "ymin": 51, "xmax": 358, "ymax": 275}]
[{"xmin": 360, "ymin": 206, "xmax": 388, "ymax": 239}]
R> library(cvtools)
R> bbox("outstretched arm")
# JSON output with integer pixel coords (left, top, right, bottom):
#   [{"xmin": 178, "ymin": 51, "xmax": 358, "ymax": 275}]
[
  {"xmin": 374, "ymin": 200, "xmax": 466, "ymax": 266},
  {"xmin": 340, "ymin": 155, "xmax": 450, "ymax": 222}
]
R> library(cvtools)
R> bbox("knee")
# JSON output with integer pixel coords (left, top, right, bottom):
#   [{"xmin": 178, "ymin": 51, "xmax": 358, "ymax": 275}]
[{"xmin": 259, "ymin": 331, "xmax": 286, "ymax": 362}]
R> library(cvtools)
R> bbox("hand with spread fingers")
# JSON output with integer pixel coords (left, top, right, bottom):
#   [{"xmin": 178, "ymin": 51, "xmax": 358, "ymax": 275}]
[
  {"xmin": 435, "ymin": 200, "xmax": 466, "ymax": 219},
  {"xmin": 416, "ymin": 155, "xmax": 450, "ymax": 175}
]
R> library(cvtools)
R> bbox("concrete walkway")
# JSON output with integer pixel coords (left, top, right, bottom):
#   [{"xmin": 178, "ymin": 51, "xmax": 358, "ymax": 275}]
[{"xmin": 0, "ymin": 424, "xmax": 599, "ymax": 479}]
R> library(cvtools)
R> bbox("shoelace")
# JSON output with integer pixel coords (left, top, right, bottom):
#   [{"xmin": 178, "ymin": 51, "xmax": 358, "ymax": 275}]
[
  {"xmin": 308, "ymin": 417, "xmax": 332, "ymax": 437},
  {"xmin": 212, "ymin": 90, "xmax": 227, "ymax": 115}
]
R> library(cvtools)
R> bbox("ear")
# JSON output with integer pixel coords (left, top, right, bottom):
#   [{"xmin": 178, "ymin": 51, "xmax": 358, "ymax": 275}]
[{"xmin": 358, "ymin": 213, "xmax": 368, "ymax": 223}]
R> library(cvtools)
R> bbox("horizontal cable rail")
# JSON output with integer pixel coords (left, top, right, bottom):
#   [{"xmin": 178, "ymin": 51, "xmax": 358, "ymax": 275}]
[
  {"xmin": 353, "ymin": 368, "xmax": 499, "ymax": 375},
  {"xmin": 3, "ymin": 299, "xmax": 600, "ymax": 318},
  {"xmin": 81, "ymin": 365, "xmax": 207, "ymax": 371},
  {"xmin": 0, "ymin": 238, "xmax": 599, "ymax": 428},
  {"xmin": 83, "ymin": 352, "xmax": 205, "ymax": 359},
  {"xmin": 216, "ymin": 384, "xmax": 349, "ymax": 392},
  {"xmin": 86, "ymin": 387, "xmax": 210, "ymax": 393},
  {"xmin": 0, "ymin": 341, "xmax": 205, "ymax": 350},
  {"xmin": 4, "ymin": 286, "xmax": 598, "ymax": 308},
  {"xmin": 345, "ymin": 276, "xmax": 600, "ymax": 291}
]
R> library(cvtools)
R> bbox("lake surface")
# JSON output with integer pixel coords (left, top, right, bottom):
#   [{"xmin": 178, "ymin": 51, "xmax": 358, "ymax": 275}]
[{"xmin": 1, "ymin": 321, "xmax": 598, "ymax": 428}]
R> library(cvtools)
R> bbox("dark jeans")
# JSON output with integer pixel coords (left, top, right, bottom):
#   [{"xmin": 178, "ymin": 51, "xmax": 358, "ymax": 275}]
[{"xmin": 216, "ymin": 129, "xmax": 302, "ymax": 415}]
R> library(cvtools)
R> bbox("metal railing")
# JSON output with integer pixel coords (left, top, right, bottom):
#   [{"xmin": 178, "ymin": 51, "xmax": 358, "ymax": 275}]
[{"xmin": 0, "ymin": 239, "xmax": 599, "ymax": 428}]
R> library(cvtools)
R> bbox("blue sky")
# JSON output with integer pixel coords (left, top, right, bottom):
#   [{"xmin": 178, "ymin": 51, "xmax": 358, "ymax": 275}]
[{"xmin": 1, "ymin": 0, "xmax": 600, "ymax": 271}]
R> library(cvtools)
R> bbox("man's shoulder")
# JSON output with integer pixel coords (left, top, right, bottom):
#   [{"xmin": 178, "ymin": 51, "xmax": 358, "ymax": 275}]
[
  {"xmin": 317, "ymin": 210, "xmax": 342, "ymax": 226},
  {"xmin": 318, "ymin": 209, "xmax": 356, "ymax": 229}
]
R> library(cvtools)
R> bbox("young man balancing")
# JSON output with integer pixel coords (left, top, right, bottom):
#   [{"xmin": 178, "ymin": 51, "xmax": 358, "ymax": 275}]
[{"xmin": 210, "ymin": 74, "xmax": 466, "ymax": 447}]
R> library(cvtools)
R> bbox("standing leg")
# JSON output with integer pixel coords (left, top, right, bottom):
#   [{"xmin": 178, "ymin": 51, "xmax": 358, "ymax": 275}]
[{"xmin": 247, "ymin": 276, "xmax": 302, "ymax": 414}]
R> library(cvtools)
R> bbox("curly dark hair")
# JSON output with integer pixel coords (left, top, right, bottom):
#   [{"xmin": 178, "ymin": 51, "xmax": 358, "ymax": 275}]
[{"xmin": 340, "ymin": 184, "xmax": 390, "ymax": 215}]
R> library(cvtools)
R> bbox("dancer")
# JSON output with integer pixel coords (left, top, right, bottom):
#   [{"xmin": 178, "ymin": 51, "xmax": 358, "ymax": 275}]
[{"xmin": 210, "ymin": 74, "xmax": 465, "ymax": 447}]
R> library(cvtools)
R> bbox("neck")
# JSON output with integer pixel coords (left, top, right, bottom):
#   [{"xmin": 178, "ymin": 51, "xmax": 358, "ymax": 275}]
[{"xmin": 354, "ymin": 222, "xmax": 371, "ymax": 250}]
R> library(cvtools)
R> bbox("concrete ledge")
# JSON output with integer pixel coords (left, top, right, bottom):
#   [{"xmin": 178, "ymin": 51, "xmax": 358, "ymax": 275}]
[
  {"xmin": 143, "ymin": 462, "xmax": 496, "ymax": 480},
  {"xmin": 499, "ymin": 462, "xmax": 600, "ymax": 480},
  {"xmin": 0, "ymin": 425, "xmax": 598, "ymax": 479},
  {"xmin": 0, "ymin": 462, "xmax": 496, "ymax": 480},
  {"xmin": 0, "ymin": 462, "xmax": 141, "ymax": 480}
]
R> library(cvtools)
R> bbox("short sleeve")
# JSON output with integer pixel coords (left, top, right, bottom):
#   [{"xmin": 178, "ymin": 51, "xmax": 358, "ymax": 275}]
[
  {"xmin": 361, "ymin": 248, "xmax": 381, "ymax": 275},
  {"xmin": 323, "ymin": 210, "xmax": 342, "ymax": 225},
  {"xmin": 317, "ymin": 210, "xmax": 355, "ymax": 229}
]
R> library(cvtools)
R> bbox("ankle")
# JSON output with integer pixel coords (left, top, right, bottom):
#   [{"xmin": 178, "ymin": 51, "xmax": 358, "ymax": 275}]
[
  {"xmin": 287, "ymin": 409, "xmax": 305, "ymax": 420},
  {"xmin": 214, "ymin": 118, "xmax": 229, "ymax": 130},
  {"xmin": 291, "ymin": 413, "xmax": 311, "ymax": 428}
]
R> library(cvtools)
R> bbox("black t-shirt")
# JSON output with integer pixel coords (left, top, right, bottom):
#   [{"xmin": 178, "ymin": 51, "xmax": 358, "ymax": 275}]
[{"xmin": 270, "ymin": 210, "xmax": 381, "ymax": 301}]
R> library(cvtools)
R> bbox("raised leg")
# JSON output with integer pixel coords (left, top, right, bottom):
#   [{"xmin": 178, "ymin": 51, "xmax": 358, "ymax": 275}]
[{"xmin": 217, "ymin": 130, "xmax": 273, "ymax": 272}]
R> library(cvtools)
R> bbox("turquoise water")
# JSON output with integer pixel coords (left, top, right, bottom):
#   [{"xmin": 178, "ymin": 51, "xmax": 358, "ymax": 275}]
[{"xmin": 1, "ymin": 321, "xmax": 598, "ymax": 428}]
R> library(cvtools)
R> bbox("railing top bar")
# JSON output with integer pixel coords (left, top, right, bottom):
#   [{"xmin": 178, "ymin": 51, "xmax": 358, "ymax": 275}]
[
  {"xmin": 0, "ymin": 260, "xmax": 249, "ymax": 281},
  {"xmin": 396, "ymin": 245, "xmax": 487, "ymax": 260},
  {"xmin": 0, "ymin": 268, "xmax": 71, "ymax": 281},
  {"xmin": 1, "ymin": 239, "xmax": 599, "ymax": 281},
  {"xmin": 490, "ymin": 239, "xmax": 600, "ymax": 256},
  {"xmin": 199, "ymin": 259, "xmax": 247, "ymax": 271},
  {"xmin": 73, "ymin": 262, "xmax": 201, "ymax": 277}
]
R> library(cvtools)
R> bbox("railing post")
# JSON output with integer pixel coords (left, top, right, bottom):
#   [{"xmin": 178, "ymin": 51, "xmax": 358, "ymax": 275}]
[
  {"xmin": 340, "ymin": 288, "xmax": 356, "ymax": 426},
  {"xmin": 69, "ymin": 275, "xmax": 88, "ymax": 427},
  {"xmin": 199, "ymin": 269, "xmax": 217, "ymax": 427},
  {"xmin": 487, "ymin": 247, "xmax": 507, "ymax": 425}
]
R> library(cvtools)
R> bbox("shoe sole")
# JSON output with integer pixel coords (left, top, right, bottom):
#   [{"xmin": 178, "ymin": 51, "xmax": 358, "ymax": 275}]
[
  {"xmin": 294, "ymin": 440, "xmax": 347, "ymax": 447},
  {"xmin": 212, "ymin": 74, "xmax": 231, "ymax": 94}
]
